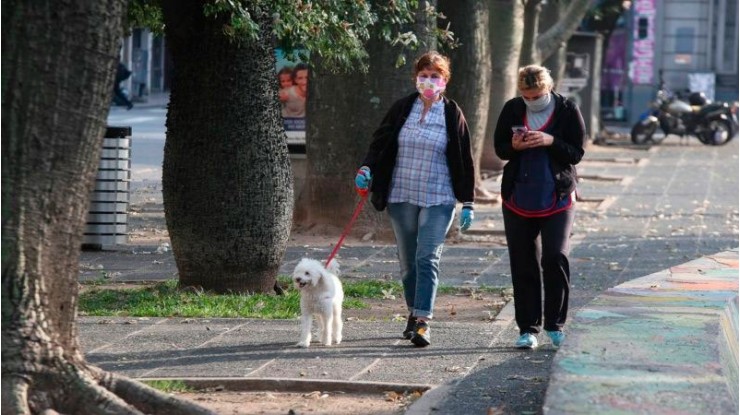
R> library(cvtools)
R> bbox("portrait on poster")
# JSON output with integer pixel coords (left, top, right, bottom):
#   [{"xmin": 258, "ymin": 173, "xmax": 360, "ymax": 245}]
[{"xmin": 275, "ymin": 48, "xmax": 308, "ymax": 144}]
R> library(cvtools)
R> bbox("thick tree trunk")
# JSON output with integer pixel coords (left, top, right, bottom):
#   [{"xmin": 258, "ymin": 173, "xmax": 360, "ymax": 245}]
[
  {"xmin": 2, "ymin": 1, "xmax": 215, "ymax": 414},
  {"xmin": 298, "ymin": 42, "xmax": 410, "ymax": 237},
  {"xmin": 438, "ymin": 0, "xmax": 494, "ymax": 201},
  {"xmin": 162, "ymin": 1, "xmax": 293, "ymax": 293},
  {"xmin": 299, "ymin": 4, "xmax": 435, "ymax": 235},
  {"xmin": 482, "ymin": 0, "xmax": 524, "ymax": 172}
]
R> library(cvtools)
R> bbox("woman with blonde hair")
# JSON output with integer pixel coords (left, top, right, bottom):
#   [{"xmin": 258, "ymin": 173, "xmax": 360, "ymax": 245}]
[{"xmin": 494, "ymin": 65, "xmax": 586, "ymax": 349}]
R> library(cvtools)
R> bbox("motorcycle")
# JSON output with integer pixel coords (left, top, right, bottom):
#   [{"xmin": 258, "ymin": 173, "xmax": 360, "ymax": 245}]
[{"xmin": 631, "ymin": 88, "xmax": 738, "ymax": 146}]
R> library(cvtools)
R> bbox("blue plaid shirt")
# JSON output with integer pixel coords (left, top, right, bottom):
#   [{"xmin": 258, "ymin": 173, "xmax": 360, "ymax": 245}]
[{"xmin": 388, "ymin": 98, "xmax": 456, "ymax": 207}]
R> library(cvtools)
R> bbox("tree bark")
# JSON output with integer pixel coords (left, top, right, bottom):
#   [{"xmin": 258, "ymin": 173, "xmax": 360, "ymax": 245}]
[
  {"xmin": 482, "ymin": 0, "xmax": 524, "ymax": 172},
  {"xmin": 438, "ymin": 0, "xmax": 493, "ymax": 200},
  {"xmin": 520, "ymin": 0, "xmax": 543, "ymax": 66},
  {"xmin": 299, "ymin": 4, "xmax": 436, "ymax": 235},
  {"xmin": 536, "ymin": 0, "xmax": 592, "ymax": 62},
  {"xmin": 2, "ymin": 1, "xmax": 216, "ymax": 413},
  {"xmin": 541, "ymin": 0, "xmax": 569, "ymax": 87},
  {"xmin": 162, "ymin": 0, "xmax": 293, "ymax": 293}
]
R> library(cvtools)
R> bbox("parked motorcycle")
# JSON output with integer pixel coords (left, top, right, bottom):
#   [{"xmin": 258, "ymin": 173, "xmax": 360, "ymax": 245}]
[{"xmin": 631, "ymin": 88, "xmax": 738, "ymax": 146}]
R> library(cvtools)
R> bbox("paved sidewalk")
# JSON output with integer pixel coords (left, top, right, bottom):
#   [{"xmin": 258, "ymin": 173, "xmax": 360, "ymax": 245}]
[
  {"xmin": 79, "ymin": 134, "xmax": 739, "ymax": 413},
  {"xmin": 80, "ymin": 301, "xmax": 517, "ymax": 394},
  {"xmin": 78, "ymin": 248, "xmax": 739, "ymax": 414}
]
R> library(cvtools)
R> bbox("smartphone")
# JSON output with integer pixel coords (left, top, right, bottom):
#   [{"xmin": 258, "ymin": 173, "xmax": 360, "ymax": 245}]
[{"xmin": 511, "ymin": 125, "xmax": 528, "ymax": 134}]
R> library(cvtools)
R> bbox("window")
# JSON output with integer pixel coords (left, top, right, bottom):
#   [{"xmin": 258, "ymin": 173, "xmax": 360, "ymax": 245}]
[
  {"xmin": 675, "ymin": 28, "xmax": 695, "ymax": 54},
  {"xmin": 637, "ymin": 17, "xmax": 649, "ymax": 40}
]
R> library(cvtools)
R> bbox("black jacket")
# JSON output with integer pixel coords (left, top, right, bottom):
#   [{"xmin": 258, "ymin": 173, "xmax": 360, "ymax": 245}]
[
  {"xmin": 116, "ymin": 63, "xmax": 132, "ymax": 83},
  {"xmin": 362, "ymin": 92, "xmax": 475, "ymax": 211},
  {"xmin": 493, "ymin": 92, "xmax": 586, "ymax": 201}
]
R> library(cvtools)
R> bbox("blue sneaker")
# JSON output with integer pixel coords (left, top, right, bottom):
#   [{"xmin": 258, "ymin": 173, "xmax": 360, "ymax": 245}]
[
  {"xmin": 515, "ymin": 333, "xmax": 538, "ymax": 349},
  {"xmin": 546, "ymin": 330, "xmax": 565, "ymax": 348}
]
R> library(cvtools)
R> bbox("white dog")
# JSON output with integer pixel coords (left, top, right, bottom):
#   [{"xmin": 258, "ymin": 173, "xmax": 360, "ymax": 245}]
[{"xmin": 292, "ymin": 258, "xmax": 344, "ymax": 348}]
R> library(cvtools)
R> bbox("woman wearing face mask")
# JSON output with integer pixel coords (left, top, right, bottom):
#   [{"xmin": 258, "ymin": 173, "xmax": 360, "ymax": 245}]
[
  {"xmin": 354, "ymin": 51, "xmax": 475, "ymax": 347},
  {"xmin": 494, "ymin": 65, "xmax": 586, "ymax": 350}
]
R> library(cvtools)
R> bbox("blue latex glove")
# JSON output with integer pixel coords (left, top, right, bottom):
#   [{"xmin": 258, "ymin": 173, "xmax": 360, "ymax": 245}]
[
  {"xmin": 460, "ymin": 208, "xmax": 474, "ymax": 231},
  {"xmin": 354, "ymin": 166, "xmax": 372, "ymax": 195}
]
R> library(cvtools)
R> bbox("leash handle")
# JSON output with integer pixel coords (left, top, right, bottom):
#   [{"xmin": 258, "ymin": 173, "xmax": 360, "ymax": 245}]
[
  {"xmin": 325, "ymin": 193, "xmax": 368, "ymax": 268},
  {"xmin": 355, "ymin": 167, "xmax": 370, "ymax": 197}
]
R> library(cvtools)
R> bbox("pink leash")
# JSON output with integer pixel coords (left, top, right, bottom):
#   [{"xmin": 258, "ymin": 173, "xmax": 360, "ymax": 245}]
[{"xmin": 325, "ymin": 191, "xmax": 368, "ymax": 268}]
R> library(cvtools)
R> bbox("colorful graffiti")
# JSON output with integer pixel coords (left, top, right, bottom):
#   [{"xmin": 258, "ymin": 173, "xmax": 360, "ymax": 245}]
[{"xmin": 631, "ymin": 0, "xmax": 656, "ymax": 85}]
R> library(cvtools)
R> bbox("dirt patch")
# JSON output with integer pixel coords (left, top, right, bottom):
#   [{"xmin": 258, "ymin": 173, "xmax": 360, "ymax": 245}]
[{"xmin": 174, "ymin": 390, "xmax": 417, "ymax": 415}]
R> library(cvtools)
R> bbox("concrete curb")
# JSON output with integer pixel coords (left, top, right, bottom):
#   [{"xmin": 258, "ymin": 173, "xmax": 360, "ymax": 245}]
[
  {"xmin": 139, "ymin": 377, "xmax": 433, "ymax": 394},
  {"xmin": 543, "ymin": 250, "xmax": 739, "ymax": 415}
]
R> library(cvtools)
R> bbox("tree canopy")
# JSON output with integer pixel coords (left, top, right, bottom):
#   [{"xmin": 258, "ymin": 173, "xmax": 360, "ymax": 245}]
[{"xmin": 129, "ymin": 0, "xmax": 455, "ymax": 72}]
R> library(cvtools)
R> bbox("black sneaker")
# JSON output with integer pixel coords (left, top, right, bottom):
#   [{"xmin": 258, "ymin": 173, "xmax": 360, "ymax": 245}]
[
  {"xmin": 411, "ymin": 321, "xmax": 431, "ymax": 347},
  {"xmin": 403, "ymin": 315, "xmax": 417, "ymax": 339}
]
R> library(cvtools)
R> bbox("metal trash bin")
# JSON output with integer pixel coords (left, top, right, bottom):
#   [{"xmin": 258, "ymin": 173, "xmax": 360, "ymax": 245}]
[{"xmin": 82, "ymin": 126, "xmax": 131, "ymax": 250}]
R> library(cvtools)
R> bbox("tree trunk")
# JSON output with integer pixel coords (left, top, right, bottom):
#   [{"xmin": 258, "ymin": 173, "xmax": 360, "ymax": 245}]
[
  {"xmin": 541, "ymin": 0, "xmax": 569, "ymax": 87},
  {"xmin": 2, "ymin": 1, "xmax": 216, "ymax": 413},
  {"xmin": 298, "ymin": 4, "xmax": 436, "ymax": 235},
  {"xmin": 162, "ymin": 1, "xmax": 293, "ymax": 294},
  {"xmin": 438, "ymin": 0, "xmax": 494, "ymax": 201},
  {"xmin": 520, "ymin": 0, "xmax": 543, "ymax": 66},
  {"xmin": 482, "ymin": 0, "xmax": 524, "ymax": 172},
  {"xmin": 536, "ymin": 0, "xmax": 592, "ymax": 62}
]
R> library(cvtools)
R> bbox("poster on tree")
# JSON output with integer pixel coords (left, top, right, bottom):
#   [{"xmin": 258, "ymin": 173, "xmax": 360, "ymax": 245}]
[{"xmin": 275, "ymin": 48, "xmax": 308, "ymax": 145}]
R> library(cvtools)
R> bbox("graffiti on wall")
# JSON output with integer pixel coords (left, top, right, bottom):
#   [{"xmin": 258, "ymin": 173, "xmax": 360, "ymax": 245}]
[{"xmin": 630, "ymin": 0, "xmax": 656, "ymax": 85}]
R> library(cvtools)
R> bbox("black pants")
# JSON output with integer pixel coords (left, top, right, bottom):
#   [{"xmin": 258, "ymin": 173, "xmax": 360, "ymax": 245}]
[
  {"xmin": 113, "ymin": 85, "xmax": 133, "ymax": 109},
  {"xmin": 502, "ymin": 205, "xmax": 575, "ymax": 335}
]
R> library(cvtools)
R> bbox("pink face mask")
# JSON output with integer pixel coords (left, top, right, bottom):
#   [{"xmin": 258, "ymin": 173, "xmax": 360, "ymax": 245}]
[{"xmin": 416, "ymin": 76, "xmax": 446, "ymax": 100}]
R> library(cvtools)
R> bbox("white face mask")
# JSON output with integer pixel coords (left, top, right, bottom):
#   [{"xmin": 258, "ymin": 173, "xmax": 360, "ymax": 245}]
[
  {"xmin": 524, "ymin": 92, "xmax": 552, "ymax": 112},
  {"xmin": 416, "ymin": 76, "xmax": 446, "ymax": 100}
]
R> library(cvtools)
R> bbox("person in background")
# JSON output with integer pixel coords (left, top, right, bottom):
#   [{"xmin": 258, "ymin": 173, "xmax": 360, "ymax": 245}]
[
  {"xmin": 113, "ymin": 62, "xmax": 134, "ymax": 110},
  {"xmin": 493, "ymin": 65, "xmax": 586, "ymax": 350},
  {"xmin": 355, "ymin": 51, "xmax": 475, "ymax": 347}
]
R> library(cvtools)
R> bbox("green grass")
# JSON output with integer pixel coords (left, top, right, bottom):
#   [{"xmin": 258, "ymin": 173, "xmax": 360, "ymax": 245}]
[
  {"xmin": 80, "ymin": 279, "xmax": 304, "ymax": 319},
  {"xmin": 78, "ymin": 278, "xmax": 505, "ymax": 319},
  {"xmin": 343, "ymin": 279, "xmax": 402, "ymax": 298},
  {"xmin": 142, "ymin": 379, "xmax": 193, "ymax": 393},
  {"xmin": 438, "ymin": 284, "xmax": 506, "ymax": 295}
]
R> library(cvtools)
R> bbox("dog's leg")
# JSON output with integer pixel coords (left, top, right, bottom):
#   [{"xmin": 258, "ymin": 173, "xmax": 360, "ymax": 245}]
[
  {"xmin": 297, "ymin": 314, "xmax": 312, "ymax": 348},
  {"xmin": 316, "ymin": 313, "xmax": 325, "ymax": 343},
  {"xmin": 320, "ymin": 309, "xmax": 333, "ymax": 346},
  {"xmin": 333, "ymin": 303, "xmax": 343, "ymax": 345}
]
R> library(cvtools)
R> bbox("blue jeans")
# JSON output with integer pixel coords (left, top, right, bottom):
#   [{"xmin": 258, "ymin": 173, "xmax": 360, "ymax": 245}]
[{"xmin": 387, "ymin": 203, "xmax": 455, "ymax": 319}]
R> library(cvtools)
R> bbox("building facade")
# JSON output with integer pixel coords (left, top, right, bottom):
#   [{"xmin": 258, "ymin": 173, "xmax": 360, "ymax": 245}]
[{"xmin": 602, "ymin": 0, "xmax": 738, "ymax": 124}]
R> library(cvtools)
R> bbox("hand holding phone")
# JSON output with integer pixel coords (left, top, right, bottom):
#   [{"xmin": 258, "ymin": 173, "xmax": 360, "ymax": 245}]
[
  {"xmin": 511, "ymin": 125, "xmax": 529, "ymax": 150},
  {"xmin": 511, "ymin": 125, "xmax": 528, "ymax": 135}
]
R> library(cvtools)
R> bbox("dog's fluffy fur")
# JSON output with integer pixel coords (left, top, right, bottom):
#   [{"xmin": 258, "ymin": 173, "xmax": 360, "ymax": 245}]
[{"xmin": 292, "ymin": 258, "xmax": 344, "ymax": 347}]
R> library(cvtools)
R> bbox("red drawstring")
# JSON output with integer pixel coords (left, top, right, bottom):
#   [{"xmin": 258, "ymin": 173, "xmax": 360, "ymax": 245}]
[{"xmin": 325, "ymin": 193, "xmax": 368, "ymax": 268}]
